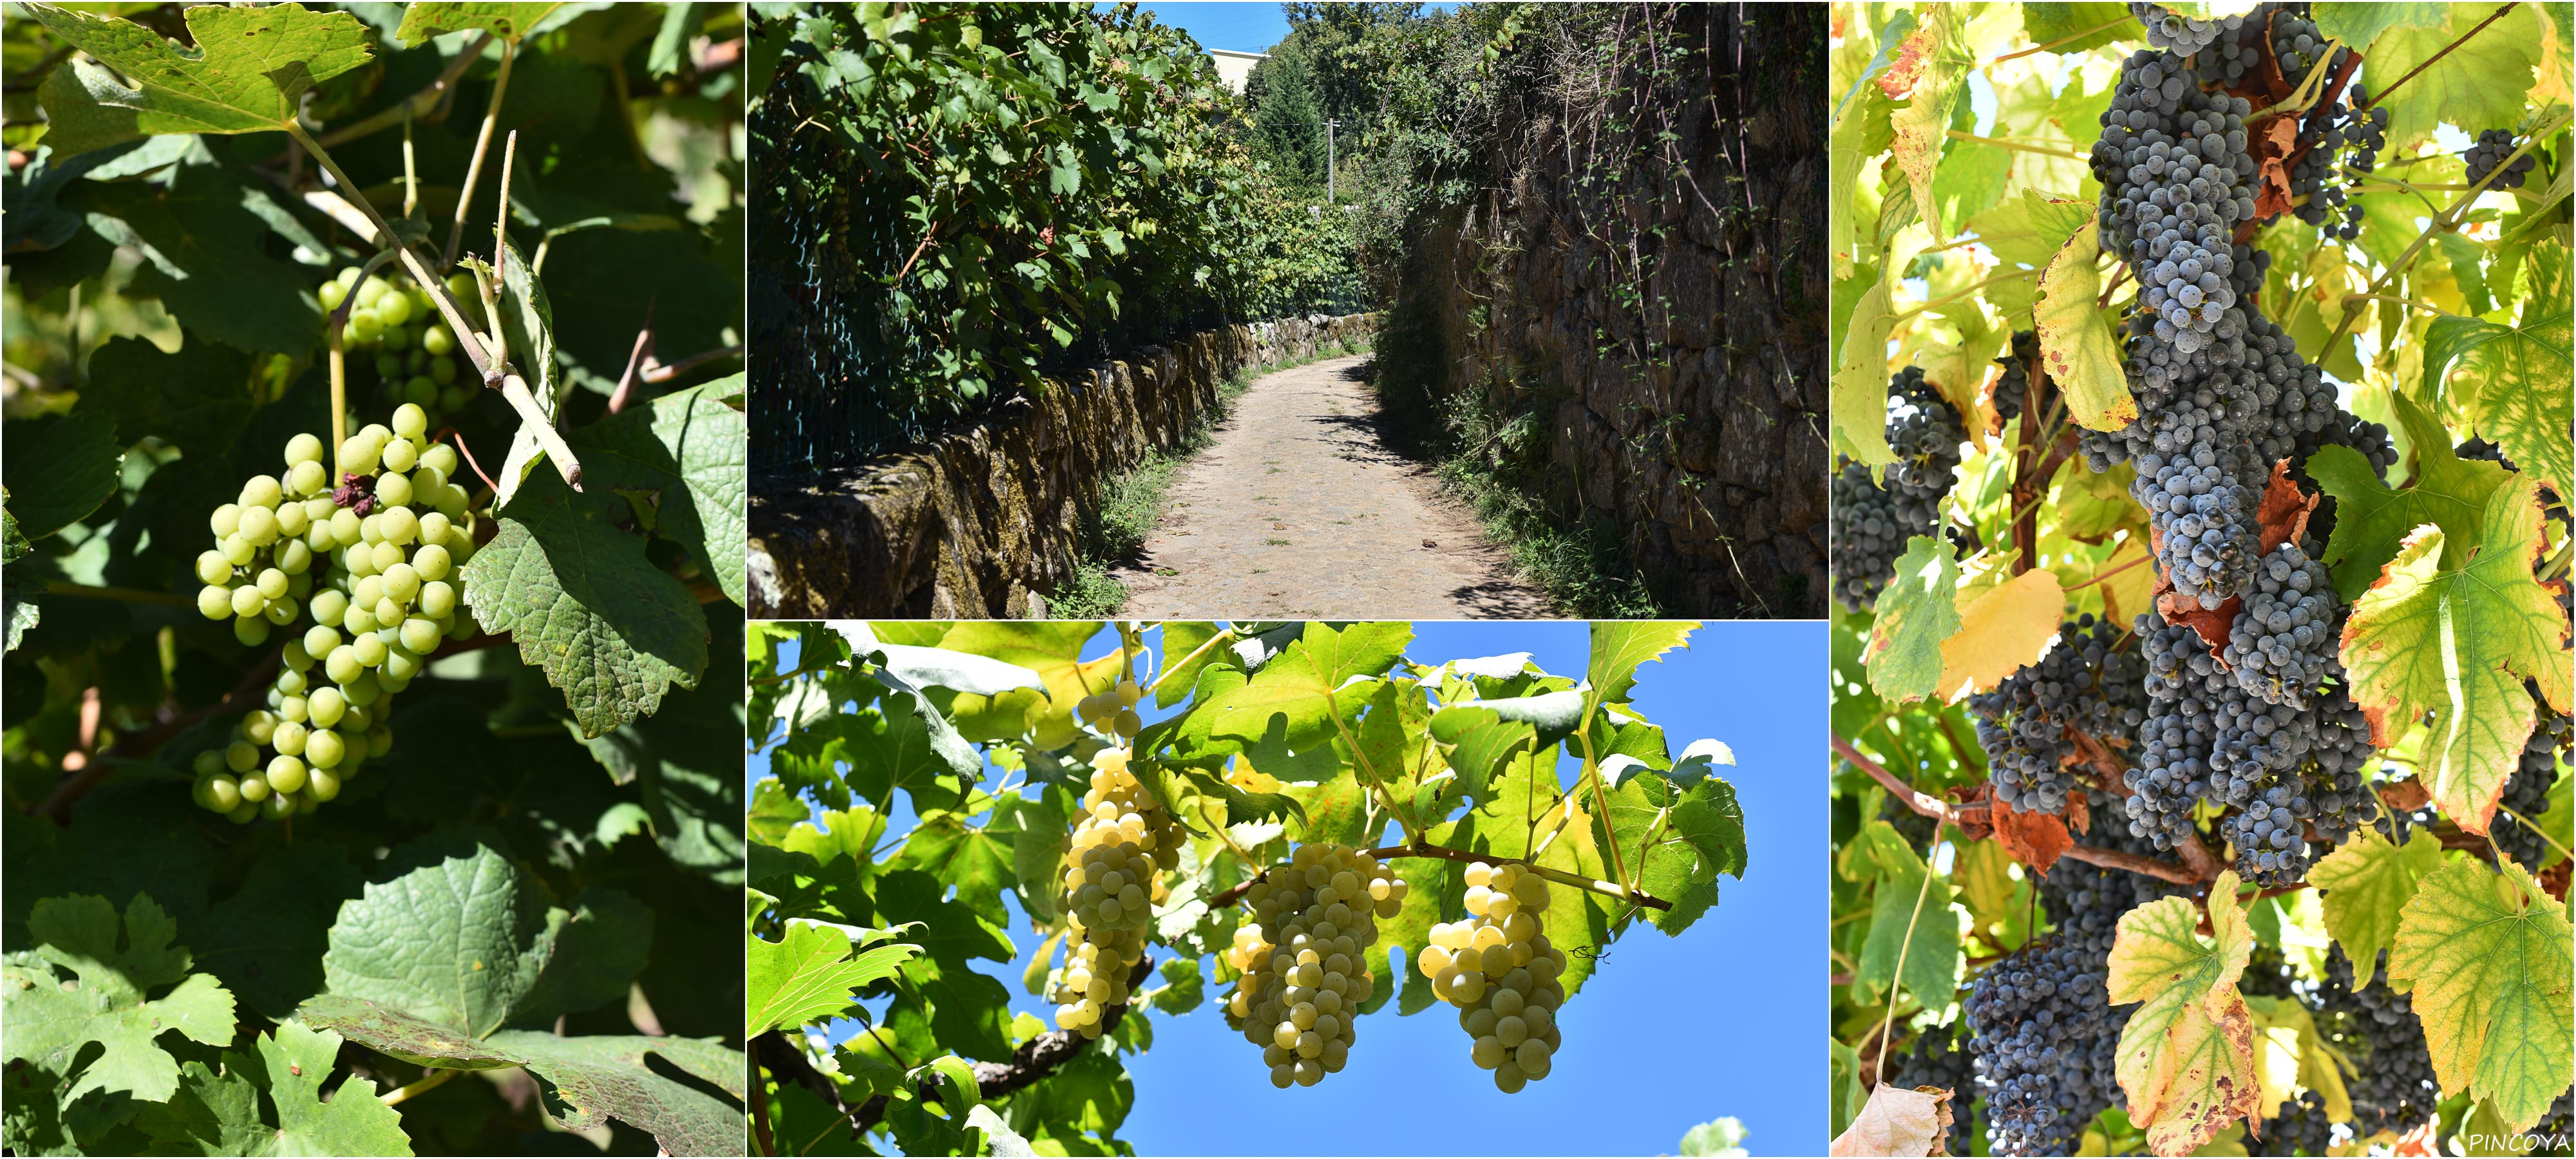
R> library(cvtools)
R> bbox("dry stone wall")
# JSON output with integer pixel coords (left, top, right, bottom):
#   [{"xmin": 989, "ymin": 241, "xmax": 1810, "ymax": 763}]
[
  {"xmin": 748, "ymin": 314, "xmax": 1376, "ymax": 617},
  {"xmin": 1385, "ymin": 2, "xmax": 1828, "ymax": 616}
]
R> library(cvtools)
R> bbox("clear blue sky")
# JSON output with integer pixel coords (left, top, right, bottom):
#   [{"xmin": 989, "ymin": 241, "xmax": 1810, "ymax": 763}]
[
  {"xmin": 1104, "ymin": 2, "xmax": 1459, "ymax": 55},
  {"xmin": 752, "ymin": 621, "xmax": 1828, "ymax": 1156}
]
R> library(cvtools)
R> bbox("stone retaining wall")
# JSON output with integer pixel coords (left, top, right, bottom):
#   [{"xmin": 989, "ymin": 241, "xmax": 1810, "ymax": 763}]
[{"xmin": 748, "ymin": 314, "xmax": 1377, "ymax": 617}]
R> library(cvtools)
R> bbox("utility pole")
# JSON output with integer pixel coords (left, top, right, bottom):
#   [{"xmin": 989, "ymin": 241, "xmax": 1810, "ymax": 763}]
[{"xmin": 1325, "ymin": 118, "xmax": 1337, "ymax": 202}]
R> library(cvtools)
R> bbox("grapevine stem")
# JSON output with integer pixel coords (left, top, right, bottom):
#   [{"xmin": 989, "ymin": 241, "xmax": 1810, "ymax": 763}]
[
  {"xmin": 1573, "ymin": 722, "xmax": 1634, "ymax": 894},
  {"xmin": 1874, "ymin": 830, "xmax": 1940, "ymax": 1068},
  {"xmin": 1831, "ymin": 734, "xmax": 2205, "ymax": 883},
  {"xmin": 1209, "ymin": 841, "xmax": 1675, "ymax": 911},
  {"xmin": 1889, "ymin": 266, "xmax": 2041, "ymax": 325},
  {"xmin": 2321, "ymin": 108, "xmax": 2571, "ymax": 352},
  {"xmin": 493, "ymin": 129, "xmax": 518, "ymax": 289},
  {"xmin": 380, "ymin": 1069, "xmax": 454, "ymax": 1106},
  {"xmin": 1943, "ymin": 129, "xmax": 2087, "ymax": 160},
  {"xmin": 328, "ymin": 327, "xmax": 347, "ymax": 480},
  {"xmin": 444, "ymin": 37, "xmax": 516, "ymax": 270},
  {"xmin": 1324, "ymin": 685, "xmax": 1421, "ymax": 846},
  {"xmin": 1144, "ymin": 627, "xmax": 1236, "ymax": 699},
  {"xmin": 41, "ymin": 581, "xmax": 192, "ymax": 608},
  {"xmin": 2354, "ymin": 3, "xmax": 2517, "ymax": 115}
]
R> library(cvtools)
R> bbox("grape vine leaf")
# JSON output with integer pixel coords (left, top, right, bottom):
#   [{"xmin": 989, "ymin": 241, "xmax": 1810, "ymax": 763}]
[
  {"xmin": 1834, "ymin": 273, "xmax": 1897, "ymax": 469},
  {"xmin": 486, "ymin": 236, "xmax": 565, "ymax": 508},
  {"xmin": 2304, "ymin": 827, "xmax": 2444, "ymax": 981},
  {"xmin": 19, "ymin": 5, "xmax": 374, "ymax": 151},
  {"xmin": 2106, "ymin": 870, "xmax": 2261, "ymax": 1157},
  {"xmin": 1866, "ymin": 536, "xmax": 1962, "ymax": 701},
  {"xmin": 1596, "ymin": 762, "xmax": 1746, "ymax": 935},
  {"xmin": 2242, "ymin": 994, "xmax": 2353, "ymax": 1125},
  {"xmin": 2312, "ymin": 3, "xmax": 2447, "ymax": 49},
  {"xmin": 2387, "ymin": 859, "xmax": 2575, "ymax": 1133},
  {"xmin": 2309, "ymin": 390, "xmax": 2514, "ymax": 599},
  {"xmin": 395, "ymin": 2, "xmax": 589, "ymax": 44},
  {"xmin": 0, "ymin": 411, "xmax": 120, "ymax": 543},
  {"xmin": 2426, "ymin": 308, "xmax": 2573, "ymax": 502},
  {"xmin": 73, "ymin": 173, "xmax": 327, "ymax": 355},
  {"xmin": 1830, "ymin": 1084, "xmax": 1948, "ymax": 1158},
  {"xmin": 1884, "ymin": 5, "xmax": 1973, "ymax": 242},
  {"xmin": 569, "ymin": 376, "xmax": 748, "ymax": 606},
  {"xmin": 141, "ymin": 1022, "xmax": 413, "ymax": 1157},
  {"xmin": 1849, "ymin": 820, "xmax": 1964, "ymax": 1014},
  {"xmin": 1197, "ymin": 623, "xmax": 1404, "ymax": 752},
  {"xmin": 484, "ymin": 1030, "xmax": 746, "ymax": 1156},
  {"xmin": 840, "ymin": 623, "xmax": 1046, "ymax": 697},
  {"xmin": 316, "ymin": 842, "xmax": 562, "ymax": 1037},
  {"xmin": 747, "ymin": 920, "xmax": 920, "ymax": 1039},
  {"xmin": 934, "ymin": 621, "xmax": 1106, "ymax": 742},
  {"xmin": 189, "ymin": 842, "xmax": 365, "ymax": 1019},
  {"xmin": 1965, "ymin": 191, "xmax": 2097, "ymax": 275},
  {"xmin": 2019, "ymin": 3, "xmax": 2132, "ymax": 55},
  {"xmin": 2035, "ymin": 214, "xmax": 2137, "ymax": 433},
  {"xmin": 2362, "ymin": 3, "xmax": 2544, "ymax": 149},
  {"xmin": 78, "ymin": 338, "xmax": 254, "ymax": 454},
  {"xmin": 892, "ymin": 813, "xmax": 1016, "ymax": 924},
  {"xmin": 462, "ymin": 464, "xmax": 709, "ymax": 738},
  {"xmin": 1938, "ymin": 567, "xmax": 2066, "ymax": 697},
  {"xmin": 1, "ymin": 894, "xmax": 236, "ymax": 1106},
  {"xmin": 2341, "ymin": 475, "xmax": 2571, "ymax": 834},
  {"xmin": 1582, "ymin": 620, "xmax": 1696, "ymax": 719}
]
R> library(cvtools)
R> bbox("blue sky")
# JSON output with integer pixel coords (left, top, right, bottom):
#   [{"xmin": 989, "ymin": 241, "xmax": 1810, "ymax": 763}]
[
  {"xmin": 752, "ymin": 621, "xmax": 1829, "ymax": 1156},
  {"xmin": 1108, "ymin": 2, "xmax": 1459, "ymax": 55}
]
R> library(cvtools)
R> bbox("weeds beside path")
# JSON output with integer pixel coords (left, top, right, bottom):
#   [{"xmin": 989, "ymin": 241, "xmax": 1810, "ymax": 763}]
[{"xmin": 1089, "ymin": 353, "xmax": 1551, "ymax": 619}]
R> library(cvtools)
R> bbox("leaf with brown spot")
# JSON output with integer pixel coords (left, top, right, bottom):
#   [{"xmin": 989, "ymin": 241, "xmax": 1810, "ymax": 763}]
[
  {"xmin": 1989, "ymin": 789, "xmax": 2072, "ymax": 876},
  {"xmin": 2110, "ymin": 871, "xmax": 2264, "ymax": 1156},
  {"xmin": 1831, "ymin": 1082, "xmax": 1951, "ymax": 1156}
]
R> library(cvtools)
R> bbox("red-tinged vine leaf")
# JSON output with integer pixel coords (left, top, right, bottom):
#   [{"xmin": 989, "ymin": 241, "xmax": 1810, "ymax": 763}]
[
  {"xmin": 1886, "ymin": 5, "xmax": 1973, "ymax": 240},
  {"xmin": 2426, "ymin": 308, "xmax": 2573, "ymax": 502},
  {"xmin": 1835, "ymin": 274, "xmax": 1897, "ymax": 469},
  {"xmin": 19, "ymin": 4, "xmax": 373, "ymax": 155},
  {"xmin": 1830, "ymin": 1084, "xmax": 1949, "ymax": 1157},
  {"xmin": 2035, "ymin": 214, "xmax": 2137, "ymax": 433},
  {"xmin": 1988, "ymin": 789, "xmax": 2072, "ymax": 875},
  {"xmin": 2250, "ymin": 116, "xmax": 2301, "ymax": 221},
  {"xmin": 2387, "ymin": 858, "xmax": 2576, "ymax": 1133},
  {"xmin": 2378, "ymin": 778, "xmax": 2433, "ymax": 813},
  {"xmin": 2342, "ymin": 475, "xmax": 2572, "ymax": 834},
  {"xmin": 2253, "ymin": 460, "xmax": 2318, "ymax": 552},
  {"xmin": 0, "ymin": 894, "xmax": 237, "ymax": 1105},
  {"xmin": 2309, "ymin": 390, "xmax": 2514, "ymax": 600},
  {"xmin": 1945, "ymin": 781, "xmax": 1996, "ymax": 842},
  {"xmin": 2108, "ymin": 869, "xmax": 2262, "ymax": 1156},
  {"xmin": 2306, "ymin": 827, "xmax": 2445, "ymax": 981},
  {"xmin": 746, "ymin": 920, "xmax": 922, "ymax": 1039},
  {"xmin": 1938, "ymin": 567, "xmax": 2065, "ymax": 698},
  {"xmin": 1868, "ymin": 537, "xmax": 1962, "ymax": 702}
]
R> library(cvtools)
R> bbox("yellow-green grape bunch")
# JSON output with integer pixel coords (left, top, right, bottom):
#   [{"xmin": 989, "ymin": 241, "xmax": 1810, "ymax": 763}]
[
  {"xmin": 1233, "ymin": 843, "xmax": 1405, "ymax": 1089},
  {"xmin": 318, "ymin": 268, "xmax": 478, "ymax": 419},
  {"xmin": 1048, "ymin": 918, "xmax": 1147, "ymax": 1039},
  {"xmin": 1217, "ymin": 921, "xmax": 1275, "ymax": 1037},
  {"xmin": 188, "ymin": 647, "xmax": 388, "ymax": 824},
  {"xmin": 1060, "ymin": 746, "xmax": 1182, "ymax": 932},
  {"xmin": 312, "ymin": 404, "xmax": 480, "ymax": 686},
  {"xmin": 192, "ymin": 435, "xmax": 334, "ymax": 647},
  {"xmin": 1417, "ymin": 861, "xmax": 1566, "ymax": 1093},
  {"xmin": 1075, "ymin": 676, "xmax": 1144, "ymax": 741}
]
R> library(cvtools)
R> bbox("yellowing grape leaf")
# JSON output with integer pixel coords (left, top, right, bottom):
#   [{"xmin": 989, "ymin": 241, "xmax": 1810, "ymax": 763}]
[
  {"xmin": 1837, "ymin": 274, "xmax": 1898, "ymax": 468},
  {"xmin": 1938, "ymin": 567, "xmax": 2066, "ymax": 698},
  {"xmin": 2309, "ymin": 391, "xmax": 2515, "ymax": 600},
  {"xmin": 2426, "ymin": 308, "xmax": 2573, "ymax": 502},
  {"xmin": 1967, "ymin": 191, "xmax": 2099, "ymax": 274},
  {"xmin": 1831, "ymin": 1084, "xmax": 1949, "ymax": 1157},
  {"xmin": 2108, "ymin": 871, "xmax": 2262, "ymax": 1156},
  {"xmin": 2341, "ymin": 475, "xmax": 2573, "ymax": 835},
  {"xmin": 1866, "ymin": 537, "xmax": 1962, "ymax": 702},
  {"xmin": 2306, "ymin": 827, "xmax": 2445, "ymax": 979},
  {"xmin": 2035, "ymin": 217, "xmax": 2137, "ymax": 433},
  {"xmin": 21, "ymin": 5, "xmax": 373, "ymax": 153},
  {"xmin": 1886, "ymin": 5, "xmax": 1974, "ymax": 242},
  {"xmin": 2242, "ymin": 994, "xmax": 2354, "ymax": 1124},
  {"xmin": 2387, "ymin": 859, "xmax": 2575, "ymax": 1132}
]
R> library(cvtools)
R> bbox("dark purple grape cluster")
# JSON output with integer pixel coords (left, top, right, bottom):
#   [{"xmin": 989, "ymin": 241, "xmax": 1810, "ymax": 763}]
[
  {"xmin": 2321, "ymin": 947, "xmax": 2438, "ymax": 1136},
  {"xmin": 1968, "ymin": 936, "xmax": 2120, "ymax": 1154},
  {"xmin": 1973, "ymin": 614, "xmax": 2147, "ymax": 816},
  {"xmin": 1832, "ymin": 367, "xmax": 1964, "ymax": 608},
  {"xmin": 2466, "ymin": 128, "xmax": 2537, "ymax": 190},
  {"xmin": 1991, "ymin": 330, "xmax": 2036, "ymax": 426},
  {"xmin": 2222, "ymin": 543, "xmax": 2339, "ymax": 709},
  {"xmin": 2259, "ymin": 1089, "xmax": 2341, "ymax": 1155},
  {"xmin": 2492, "ymin": 701, "xmax": 2567, "ymax": 870},
  {"xmin": 2128, "ymin": 3, "xmax": 2242, "ymax": 56}
]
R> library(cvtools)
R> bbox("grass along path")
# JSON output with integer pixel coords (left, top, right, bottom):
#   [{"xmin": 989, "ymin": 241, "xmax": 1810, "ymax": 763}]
[{"xmin": 1104, "ymin": 353, "xmax": 1550, "ymax": 619}]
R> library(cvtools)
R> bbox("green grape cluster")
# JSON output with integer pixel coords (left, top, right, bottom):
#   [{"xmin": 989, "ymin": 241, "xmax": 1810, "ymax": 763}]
[
  {"xmin": 1417, "ymin": 861, "xmax": 1567, "ymax": 1093},
  {"xmin": 185, "ymin": 403, "xmax": 482, "ymax": 824},
  {"xmin": 1048, "ymin": 746, "xmax": 1182, "ymax": 1038},
  {"xmin": 1228, "ymin": 842, "xmax": 1404, "ymax": 1088},
  {"xmin": 319, "ymin": 267, "xmax": 479, "ymax": 421},
  {"xmin": 1076, "ymin": 677, "xmax": 1144, "ymax": 740}
]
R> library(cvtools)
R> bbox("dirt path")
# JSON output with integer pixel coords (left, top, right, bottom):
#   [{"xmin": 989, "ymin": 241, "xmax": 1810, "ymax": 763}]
[{"xmin": 1110, "ymin": 354, "xmax": 1552, "ymax": 619}]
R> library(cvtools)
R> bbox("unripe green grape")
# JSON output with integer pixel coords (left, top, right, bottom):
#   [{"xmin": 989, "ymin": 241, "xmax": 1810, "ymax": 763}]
[
  {"xmin": 378, "ymin": 670, "xmax": 413, "ymax": 695},
  {"xmin": 340, "ymin": 545, "xmax": 378, "ymax": 582},
  {"xmin": 381, "ymin": 321, "xmax": 413, "ymax": 352},
  {"xmin": 357, "ymin": 274, "xmax": 393, "ymax": 308},
  {"xmin": 370, "ymin": 540, "xmax": 404, "ymax": 572},
  {"xmin": 261, "ymin": 598, "xmax": 296, "ymax": 627},
  {"xmin": 197, "ymin": 585, "xmax": 234, "ymax": 620},
  {"xmin": 444, "ymin": 614, "xmax": 475, "ymax": 641},
  {"xmin": 253, "ymin": 568, "xmax": 287, "ymax": 601},
  {"xmin": 417, "ymin": 509, "xmax": 453, "ymax": 544},
  {"xmin": 227, "ymin": 802, "xmax": 260, "ymax": 824},
  {"xmin": 382, "ymin": 563, "xmax": 421, "ymax": 602},
  {"xmin": 402, "ymin": 376, "xmax": 437, "ymax": 408},
  {"xmin": 339, "ymin": 701, "xmax": 373, "ymax": 734},
  {"xmin": 382, "ymin": 645, "xmax": 423, "ymax": 683},
  {"xmin": 265, "ymin": 754, "xmax": 307, "ymax": 794},
  {"xmin": 242, "ymin": 474, "xmax": 284, "ymax": 509},
  {"xmin": 417, "ymin": 579, "xmax": 457, "ymax": 619},
  {"xmin": 383, "ymin": 437, "xmax": 419, "ymax": 473},
  {"xmin": 238, "ymin": 506, "xmax": 279, "ymax": 546},
  {"xmin": 308, "ymin": 686, "xmax": 346, "ymax": 728},
  {"xmin": 342, "ymin": 672, "xmax": 381, "ymax": 706},
  {"xmin": 285, "ymin": 431, "xmax": 324, "ymax": 466},
  {"xmin": 243, "ymin": 710, "xmax": 279, "ymax": 744},
  {"xmin": 273, "ymin": 502, "xmax": 309, "ymax": 539},
  {"xmin": 434, "ymin": 484, "xmax": 472, "ymax": 518},
  {"xmin": 340, "ymin": 434, "xmax": 382, "ymax": 475},
  {"xmin": 309, "ymin": 591, "xmax": 348, "ymax": 631},
  {"xmin": 193, "ymin": 750, "xmax": 224, "ymax": 778},
  {"xmin": 380, "ymin": 507, "xmax": 419, "ymax": 545},
  {"xmin": 367, "ymin": 596, "xmax": 397, "ymax": 627},
  {"xmin": 277, "ymin": 539, "xmax": 314, "ymax": 575},
  {"xmin": 319, "ymin": 279, "xmax": 350, "ymax": 310},
  {"xmin": 367, "ymin": 726, "xmax": 393, "ymax": 758},
  {"xmin": 352, "ymin": 633, "xmax": 388, "ymax": 668},
  {"xmin": 392, "ymin": 402, "xmax": 428, "ymax": 440},
  {"xmin": 195, "ymin": 775, "xmax": 242, "ymax": 813},
  {"xmin": 278, "ymin": 693, "xmax": 308, "ymax": 724},
  {"xmin": 229, "ymin": 585, "xmax": 268, "ymax": 619},
  {"xmin": 325, "ymin": 645, "xmax": 363, "ymax": 685},
  {"xmin": 303, "ymin": 522, "xmax": 337, "ymax": 554},
  {"xmin": 261, "ymin": 791, "xmax": 298, "ymax": 820},
  {"xmin": 346, "ymin": 309, "xmax": 383, "ymax": 344},
  {"xmin": 410, "ymin": 541, "xmax": 454, "ymax": 583},
  {"xmin": 307, "ymin": 767, "xmax": 342, "ymax": 802},
  {"xmin": 196, "ymin": 551, "xmax": 231, "ymax": 586},
  {"xmin": 398, "ymin": 616, "xmax": 442, "ymax": 655},
  {"xmin": 238, "ymin": 772, "xmax": 272, "ymax": 802},
  {"xmin": 375, "ymin": 352, "xmax": 404, "ymax": 379},
  {"xmin": 421, "ymin": 323, "xmax": 455, "ymax": 357},
  {"xmin": 225, "ymin": 740, "xmax": 260, "ymax": 773},
  {"xmin": 343, "ymin": 604, "xmax": 379, "ymax": 634},
  {"xmin": 353, "ymin": 574, "xmax": 384, "ymax": 610},
  {"xmin": 211, "ymin": 503, "xmax": 242, "ymax": 538},
  {"xmin": 439, "ymin": 384, "xmax": 471, "ymax": 411},
  {"xmin": 305, "ymin": 728, "xmax": 345, "ymax": 769},
  {"xmin": 272, "ymin": 721, "xmax": 308, "ymax": 757},
  {"xmin": 288, "ymin": 459, "xmax": 327, "ymax": 496},
  {"xmin": 374, "ymin": 290, "xmax": 414, "ymax": 328},
  {"xmin": 376, "ymin": 472, "xmax": 413, "ymax": 509},
  {"xmin": 328, "ymin": 507, "xmax": 363, "ymax": 545},
  {"xmin": 444, "ymin": 272, "xmax": 476, "ymax": 301},
  {"xmin": 220, "ymin": 534, "xmax": 256, "ymax": 566}
]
